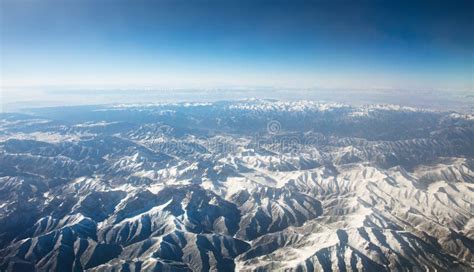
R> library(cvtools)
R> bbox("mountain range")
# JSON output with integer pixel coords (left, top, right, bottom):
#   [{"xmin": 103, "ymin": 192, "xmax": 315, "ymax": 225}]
[{"xmin": 0, "ymin": 100, "xmax": 472, "ymax": 271}]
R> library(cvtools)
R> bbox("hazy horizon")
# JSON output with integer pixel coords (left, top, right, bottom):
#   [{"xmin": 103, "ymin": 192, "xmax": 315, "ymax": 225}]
[{"xmin": 1, "ymin": 86, "xmax": 473, "ymax": 114}]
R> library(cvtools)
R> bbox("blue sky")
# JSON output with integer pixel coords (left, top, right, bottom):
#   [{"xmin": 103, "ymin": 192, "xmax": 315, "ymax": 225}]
[{"xmin": 1, "ymin": 0, "xmax": 473, "ymax": 91}]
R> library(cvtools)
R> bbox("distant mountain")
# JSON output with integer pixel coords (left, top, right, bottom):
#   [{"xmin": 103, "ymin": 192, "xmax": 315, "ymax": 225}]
[{"xmin": 0, "ymin": 100, "xmax": 473, "ymax": 271}]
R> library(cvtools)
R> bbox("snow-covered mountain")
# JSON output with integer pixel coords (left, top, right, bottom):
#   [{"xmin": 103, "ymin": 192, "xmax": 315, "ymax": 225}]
[{"xmin": 0, "ymin": 100, "xmax": 473, "ymax": 271}]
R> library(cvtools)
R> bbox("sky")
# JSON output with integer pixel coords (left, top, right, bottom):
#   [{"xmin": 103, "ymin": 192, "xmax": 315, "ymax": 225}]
[{"xmin": 1, "ymin": 0, "xmax": 473, "ymax": 91}]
